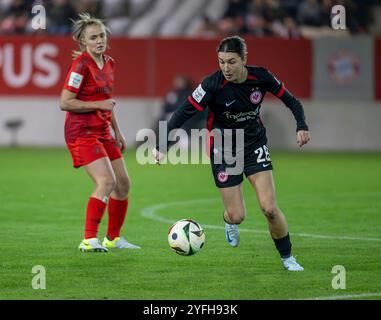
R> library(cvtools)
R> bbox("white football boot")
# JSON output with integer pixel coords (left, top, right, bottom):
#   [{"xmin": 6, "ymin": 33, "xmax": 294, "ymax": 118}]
[
  {"xmin": 281, "ymin": 256, "xmax": 304, "ymax": 271},
  {"xmin": 78, "ymin": 238, "xmax": 109, "ymax": 253},
  {"xmin": 102, "ymin": 236, "xmax": 141, "ymax": 249},
  {"xmin": 225, "ymin": 222, "xmax": 240, "ymax": 247}
]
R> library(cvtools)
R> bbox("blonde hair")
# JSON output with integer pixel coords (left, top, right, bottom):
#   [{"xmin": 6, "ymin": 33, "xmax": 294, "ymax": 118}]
[{"xmin": 71, "ymin": 13, "xmax": 110, "ymax": 53}]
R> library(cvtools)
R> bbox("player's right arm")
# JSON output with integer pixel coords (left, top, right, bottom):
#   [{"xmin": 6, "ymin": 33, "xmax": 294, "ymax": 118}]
[
  {"xmin": 155, "ymin": 74, "xmax": 218, "ymax": 160},
  {"xmin": 60, "ymin": 89, "xmax": 115, "ymax": 112},
  {"xmin": 60, "ymin": 55, "xmax": 115, "ymax": 113}
]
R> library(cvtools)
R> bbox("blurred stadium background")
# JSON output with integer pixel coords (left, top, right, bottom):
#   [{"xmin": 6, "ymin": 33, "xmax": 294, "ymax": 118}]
[
  {"xmin": 1, "ymin": 0, "xmax": 381, "ymax": 301},
  {"xmin": 0, "ymin": 0, "xmax": 380, "ymax": 150}
]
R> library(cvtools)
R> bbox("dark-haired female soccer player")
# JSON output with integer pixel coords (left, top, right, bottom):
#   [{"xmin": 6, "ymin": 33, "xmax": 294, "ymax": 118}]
[
  {"xmin": 154, "ymin": 35, "xmax": 310, "ymax": 271},
  {"xmin": 60, "ymin": 13, "xmax": 140, "ymax": 252}
]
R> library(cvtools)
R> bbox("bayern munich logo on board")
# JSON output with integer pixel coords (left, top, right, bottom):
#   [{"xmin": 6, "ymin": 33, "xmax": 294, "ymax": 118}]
[
  {"xmin": 217, "ymin": 171, "xmax": 228, "ymax": 183},
  {"xmin": 327, "ymin": 50, "xmax": 360, "ymax": 85},
  {"xmin": 250, "ymin": 90, "xmax": 262, "ymax": 104}
]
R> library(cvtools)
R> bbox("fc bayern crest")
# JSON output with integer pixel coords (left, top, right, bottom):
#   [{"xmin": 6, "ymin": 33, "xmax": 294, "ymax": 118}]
[
  {"xmin": 250, "ymin": 90, "xmax": 262, "ymax": 104},
  {"xmin": 217, "ymin": 171, "xmax": 228, "ymax": 183},
  {"xmin": 327, "ymin": 50, "xmax": 360, "ymax": 85}
]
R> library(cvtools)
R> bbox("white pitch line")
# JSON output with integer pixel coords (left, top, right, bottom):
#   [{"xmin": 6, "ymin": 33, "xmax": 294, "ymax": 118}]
[
  {"xmin": 302, "ymin": 292, "xmax": 381, "ymax": 300},
  {"xmin": 142, "ymin": 199, "xmax": 381, "ymax": 301},
  {"xmin": 141, "ymin": 198, "xmax": 381, "ymax": 242}
]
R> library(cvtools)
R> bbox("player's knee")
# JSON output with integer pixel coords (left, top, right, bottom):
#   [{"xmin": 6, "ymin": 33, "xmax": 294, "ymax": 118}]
[
  {"xmin": 116, "ymin": 175, "xmax": 130, "ymax": 198},
  {"xmin": 98, "ymin": 176, "xmax": 117, "ymax": 194},
  {"xmin": 260, "ymin": 203, "xmax": 277, "ymax": 220},
  {"xmin": 231, "ymin": 216, "xmax": 245, "ymax": 224},
  {"xmin": 225, "ymin": 209, "xmax": 245, "ymax": 224}
]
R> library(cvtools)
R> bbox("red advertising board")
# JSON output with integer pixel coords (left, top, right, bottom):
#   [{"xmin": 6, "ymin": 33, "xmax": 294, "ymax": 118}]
[{"xmin": 0, "ymin": 36, "xmax": 312, "ymax": 98}]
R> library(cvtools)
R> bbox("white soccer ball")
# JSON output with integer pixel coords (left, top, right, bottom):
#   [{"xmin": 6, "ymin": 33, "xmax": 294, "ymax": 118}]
[{"xmin": 168, "ymin": 219, "xmax": 205, "ymax": 256}]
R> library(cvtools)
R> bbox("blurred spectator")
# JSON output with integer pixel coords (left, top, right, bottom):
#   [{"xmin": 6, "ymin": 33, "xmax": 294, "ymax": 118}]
[
  {"xmin": 47, "ymin": 0, "xmax": 76, "ymax": 35},
  {"xmin": 0, "ymin": 0, "xmax": 379, "ymax": 38},
  {"xmin": 261, "ymin": 0, "xmax": 285, "ymax": 23},
  {"xmin": 280, "ymin": 0, "xmax": 299, "ymax": 18},
  {"xmin": 215, "ymin": 1, "xmax": 245, "ymax": 37},
  {"xmin": 340, "ymin": 0, "xmax": 374, "ymax": 34},
  {"xmin": 153, "ymin": 74, "xmax": 206, "ymax": 144},
  {"xmin": 245, "ymin": 13, "xmax": 273, "ymax": 37},
  {"xmin": 0, "ymin": 0, "xmax": 13, "ymax": 13},
  {"xmin": 297, "ymin": 0, "xmax": 322, "ymax": 27},
  {"xmin": 283, "ymin": 16, "xmax": 300, "ymax": 38},
  {"xmin": 247, "ymin": 0, "xmax": 265, "ymax": 16},
  {"xmin": 101, "ymin": 0, "xmax": 130, "ymax": 35},
  {"xmin": 73, "ymin": 0, "xmax": 101, "ymax": 17},
  {"xmin": 354, "ymin": 1, "xmax": 374, "ymax": 33},
  {"xmin": 101, "ymin": 0, "xmax": 129, "ymax": 19},
  {"xmin": 223, "ymin": 0, "xmax": 248, "ymax": 19},
  {"xmin": 272, "ymin": 16, "xmax": 301, "ymax": 38},
  {"xmin": 218, "ymin": 16, "xmax": 246, "ymax": 37},
  {"xmin": 320, "ymin": 0, "xmax": 334, "ymax": 27},
  {"xmin": 0, "ymin": 0, "xmax": 30, "ymax": 34},
  {"xmin": 245, "ymin": 0, "xmax": 288, "ymax": 37},
  {"xmin": 194, "ymin": 15, "xmax": 219, "ymax": 38},
  {"xmin": 153, "ymin": 75, "xmax": 194, "ymax": 135}
]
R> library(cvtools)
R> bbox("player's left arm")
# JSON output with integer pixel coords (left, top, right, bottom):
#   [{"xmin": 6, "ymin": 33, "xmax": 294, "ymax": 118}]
[
  {"xmin": 280, "ymin": 89, "xmax": 310, "ymax": 148},
  {"xmin": 262, "ymin": 68, "xmax": 311, "ymax": 147},
  {"xmin": 111, "ymin": 108, "xmax": 127, "ymax": 152}
]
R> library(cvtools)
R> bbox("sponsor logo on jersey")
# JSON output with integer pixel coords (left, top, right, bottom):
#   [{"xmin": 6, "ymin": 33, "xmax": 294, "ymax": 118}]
[
  {"xmin": 250, "ymin": 90, "xmax": 262, "ymax": 104},
  {"xmin": 225, "ymin": 100, "xmax": 236, "ymax": 107},
  {"xmin": 192, "ymin": 84, "xmax": 206, "ymax": 103},
  {"xmin": 223, "ymin": 108, "xmax": 259, "ymax": 122},
  {"xmin": 93, "ymin": 86, "xmax": 111, "ymax": 95},
  {"xmin": 68, "ymin": 72, "xmax": 83, "ymax": 89},
  {"xmin": 217, "ymin": 171, "xmax": 228, "ymax": 183}
]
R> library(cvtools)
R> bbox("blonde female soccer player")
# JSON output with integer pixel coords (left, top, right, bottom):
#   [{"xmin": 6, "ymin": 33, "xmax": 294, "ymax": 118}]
[{"xmin": 60, "ymin": 13, "xmax": 140, "ymax": 252}]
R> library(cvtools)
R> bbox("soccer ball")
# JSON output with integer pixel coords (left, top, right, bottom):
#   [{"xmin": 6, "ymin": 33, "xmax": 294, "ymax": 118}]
[{"xmin": 168, "ymin": 219, "xmax": 205, "ymax": 256}]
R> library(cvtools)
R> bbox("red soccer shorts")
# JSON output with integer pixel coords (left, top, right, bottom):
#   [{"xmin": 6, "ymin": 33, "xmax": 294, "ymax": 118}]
[{"xmin": 67, "ymin": 136, "xmax": 122, "ymax": 168}]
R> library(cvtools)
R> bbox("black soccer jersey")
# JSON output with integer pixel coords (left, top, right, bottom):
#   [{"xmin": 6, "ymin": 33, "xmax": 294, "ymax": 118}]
[{"xmin": 159, "ymin": 66, "xmax": 308, "ymax": 152}]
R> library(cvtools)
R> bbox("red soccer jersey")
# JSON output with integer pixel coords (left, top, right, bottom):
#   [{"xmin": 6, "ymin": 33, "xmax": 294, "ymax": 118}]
[{"xmin": 63, "ymin": 51, "xmax": 115, "ymax": 141}]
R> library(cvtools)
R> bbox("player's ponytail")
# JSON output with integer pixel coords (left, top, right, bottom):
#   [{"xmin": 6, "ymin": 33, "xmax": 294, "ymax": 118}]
[
  {"xmin": 71, "ymin": 13, "xmax": 110, "ymax": 54},
  {"xmin": 217, "ymin": 35, "xmax": 247, "ymax": 60}
]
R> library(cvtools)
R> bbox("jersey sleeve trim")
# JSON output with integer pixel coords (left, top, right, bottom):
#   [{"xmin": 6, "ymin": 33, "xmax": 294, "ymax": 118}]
[
  {"xmin": 276, "ymin": 83, "xmax": 285, "ymax": 97},
  {"xmin": 247, "ymin": 74, "xmax": 258, "ymax": 81},
  {"xmin": 187, "ymin": 96, "xmax": 204, "ymax": 112}
]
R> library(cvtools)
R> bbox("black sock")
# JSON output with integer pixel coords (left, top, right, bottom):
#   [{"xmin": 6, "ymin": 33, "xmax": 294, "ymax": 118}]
[{"xmin": 273, "ymin": 232, "xmax": 292, "ymax": 259}]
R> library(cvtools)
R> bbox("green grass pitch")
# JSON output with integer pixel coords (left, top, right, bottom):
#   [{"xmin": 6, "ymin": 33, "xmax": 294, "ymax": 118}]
[{"xmin": 0, "ymin": 148, "xmax": 380, "ymax": 300}]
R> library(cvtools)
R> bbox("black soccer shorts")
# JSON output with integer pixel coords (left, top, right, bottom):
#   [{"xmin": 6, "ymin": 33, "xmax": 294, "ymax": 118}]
[{"xmin": 210, "ymin": 135, "xmax": 273, "ymax": 188}]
